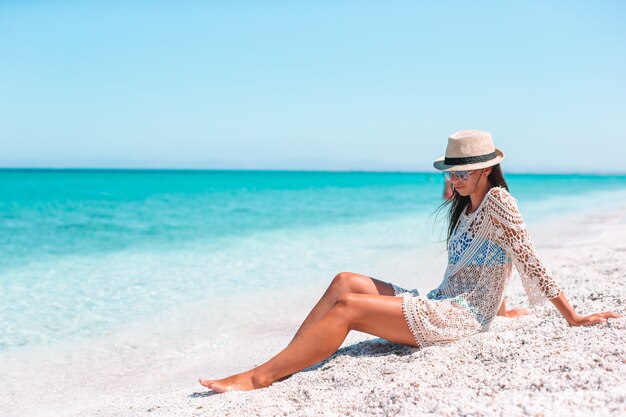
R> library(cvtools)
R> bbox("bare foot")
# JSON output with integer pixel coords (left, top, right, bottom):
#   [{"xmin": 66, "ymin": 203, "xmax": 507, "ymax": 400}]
[
  {"xmin": 199, "ymin": 371, "xmax": 272, "ymax": 393},
  {"xmin": 503, "ymin": 307, "xmax": 530, "ymax": 318}
]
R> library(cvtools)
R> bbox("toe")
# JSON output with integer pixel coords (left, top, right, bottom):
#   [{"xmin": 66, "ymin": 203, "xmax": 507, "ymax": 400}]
[{"xmin": 199, "ymin": 378, "xmax": 214, "ymax": 388}]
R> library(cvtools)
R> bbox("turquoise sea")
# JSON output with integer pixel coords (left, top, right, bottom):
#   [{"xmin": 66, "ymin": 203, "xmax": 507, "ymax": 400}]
[{"xmin": 2, "ymin": 169, "xmax": 626, "ymax": 351}]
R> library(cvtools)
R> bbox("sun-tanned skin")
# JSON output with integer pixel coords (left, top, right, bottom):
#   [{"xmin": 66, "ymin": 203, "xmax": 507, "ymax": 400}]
[
  {"xmin": 200, "ymin": 274, "xmax": 415, "ymax": 392},
  {"xmin": 199, "ymin": 167, "xmax": 622, "ymax": 392}
]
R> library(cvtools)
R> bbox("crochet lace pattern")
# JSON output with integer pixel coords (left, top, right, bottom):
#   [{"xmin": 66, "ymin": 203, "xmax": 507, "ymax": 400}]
[{"xmin": 395, "ymin": 187, "xmax": 562, "ymax": 348}]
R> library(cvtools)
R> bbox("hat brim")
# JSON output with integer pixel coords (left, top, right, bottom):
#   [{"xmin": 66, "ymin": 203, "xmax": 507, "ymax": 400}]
[{"xmin": 433, "ymin": 149, "xmax": 505, "ymax": 171}]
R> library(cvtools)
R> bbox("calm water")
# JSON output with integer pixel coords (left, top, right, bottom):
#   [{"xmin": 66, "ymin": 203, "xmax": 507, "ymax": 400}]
[{"xmin": 1, "ymin": 169, "xmax": 626, "ymax": 351}]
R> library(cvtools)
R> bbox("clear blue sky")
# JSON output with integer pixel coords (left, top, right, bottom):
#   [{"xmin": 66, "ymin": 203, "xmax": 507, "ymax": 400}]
[{"xmin": 1, "ymin": 1, "xmax": 625, "ymax": 172}]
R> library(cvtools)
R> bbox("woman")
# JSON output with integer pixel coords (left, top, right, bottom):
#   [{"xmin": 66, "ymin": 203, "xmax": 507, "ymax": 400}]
[{"xmin": 200, "ymin": 129, "xmax": 622, "ymax": 392}]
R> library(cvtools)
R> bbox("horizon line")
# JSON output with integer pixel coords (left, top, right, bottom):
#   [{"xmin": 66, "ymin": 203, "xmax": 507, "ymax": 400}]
[{"xmin": 1, "ymin": 167, "xmax": 626, "ymax": 176}]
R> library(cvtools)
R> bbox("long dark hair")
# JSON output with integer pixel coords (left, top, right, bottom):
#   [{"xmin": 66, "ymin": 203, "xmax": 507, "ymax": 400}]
[{"xmin": 439, "ymin": 164, "xmax": 509, "ymax": 245}]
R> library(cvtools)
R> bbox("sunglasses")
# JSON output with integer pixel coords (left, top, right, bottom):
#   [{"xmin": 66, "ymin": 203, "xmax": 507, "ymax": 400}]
[{"xmin": 443, "ymin": 170, "xmax": 474, "ymax": 181}]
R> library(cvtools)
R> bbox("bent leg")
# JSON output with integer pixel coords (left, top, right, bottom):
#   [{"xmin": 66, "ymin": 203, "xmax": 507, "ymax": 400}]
[
  {"xmin": 200, "ymin": 293, "xmax": 416, "ymax": 392},
  {"xmin": 497, "ymin": 297, "xmax": 530, "ymax": 318},
  {"xmin": 291, "ymin": 272, "xmax": 395, "ymax": 341}
]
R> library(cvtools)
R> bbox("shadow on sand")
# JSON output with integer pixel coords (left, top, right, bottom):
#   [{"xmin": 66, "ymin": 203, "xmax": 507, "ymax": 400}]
[
  {"xmin": 189, "ymin": 390, "xmax": 220, "ymax": 398},
  {"xmin": 190, "ymin": 338, "xmax": 418, "ymax": 397},
  {"xmin": 302, "ymin": 338, "xmax": 418, "ymax": 373}
]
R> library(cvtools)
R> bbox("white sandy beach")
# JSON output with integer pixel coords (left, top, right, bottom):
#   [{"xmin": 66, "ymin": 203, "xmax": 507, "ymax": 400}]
[{"xmin": 1, "ymin": 207, "xmax": 625, "ymax": 417}]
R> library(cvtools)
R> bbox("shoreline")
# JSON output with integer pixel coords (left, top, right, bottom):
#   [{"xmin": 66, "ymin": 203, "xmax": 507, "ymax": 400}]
[{"xmin": 2, "ymin": 206, "xmax": 625, "ymax": 416}]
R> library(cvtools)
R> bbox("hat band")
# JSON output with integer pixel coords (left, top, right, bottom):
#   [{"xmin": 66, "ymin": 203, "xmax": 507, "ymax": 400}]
[{"xmin": 444, "ymin": 151, "xmax": 497, "ymax": 166}]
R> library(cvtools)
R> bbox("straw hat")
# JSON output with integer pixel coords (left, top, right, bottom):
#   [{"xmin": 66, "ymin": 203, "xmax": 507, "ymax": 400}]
[{"xmin": 433, "ymin": 129, "xmax": 505, "ymax": 171}]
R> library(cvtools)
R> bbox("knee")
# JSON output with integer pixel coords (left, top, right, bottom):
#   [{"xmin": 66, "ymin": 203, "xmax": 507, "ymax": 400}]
[
  {"xmin": 332, "ymin": 293, "xmax": 360, "ymax": 322},
  {"xmin": 336, "ymin": 292, "xmax": 358, "ymax": 306},
  {"xmin": 331, "ymin": 272, "xmax": 356, "ymax": 291}
]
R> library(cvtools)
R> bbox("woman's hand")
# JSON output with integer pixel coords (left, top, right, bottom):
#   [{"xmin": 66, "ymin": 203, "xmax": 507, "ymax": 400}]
[
  {"xmin": 567, "ymin": 311, "xmax": 623, "ymax": 326},
  {"xmin": 550, "ymin": 292, "xmax": 623, "ymax": 326}
]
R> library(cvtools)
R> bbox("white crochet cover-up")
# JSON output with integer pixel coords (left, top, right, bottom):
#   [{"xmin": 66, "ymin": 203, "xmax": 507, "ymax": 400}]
[{"xmin": 390, "ymin": 186, "xmax": 562, "ymax": 348}]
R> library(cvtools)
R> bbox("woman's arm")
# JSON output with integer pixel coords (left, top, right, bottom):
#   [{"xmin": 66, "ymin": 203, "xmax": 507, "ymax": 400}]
[
  {"xmin": 487, "ymin": 188, "xmax": 622, "ymax": 324},
  {"xmin": 550, "ymin": 291, "xmax": 622, "ymax": 326},
  {"xmin": 488, "ymin": 188, "xmax": 562, "ymax": 306}
]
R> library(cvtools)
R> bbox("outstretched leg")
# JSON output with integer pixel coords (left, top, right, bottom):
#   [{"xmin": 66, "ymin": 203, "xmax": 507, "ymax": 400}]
[
  {"xmin": 199, "ymin": 293, "xmax": 417, "ymax": 392},
  {"xmin": 497, "ymin": 297, "xmax": 530, "ymax": 318}
]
